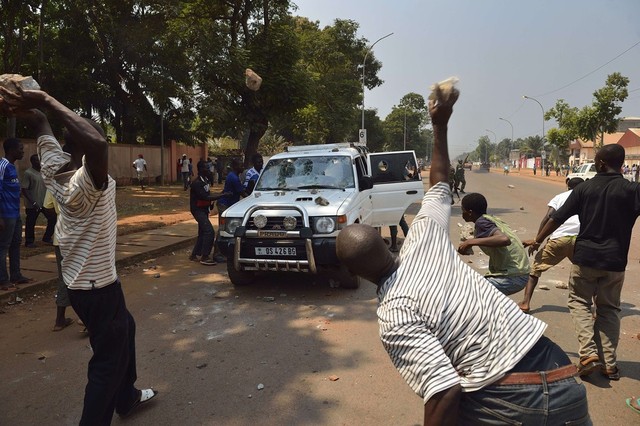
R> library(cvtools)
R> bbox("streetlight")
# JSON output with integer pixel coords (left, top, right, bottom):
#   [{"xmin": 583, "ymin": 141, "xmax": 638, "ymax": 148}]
[
  {"xmin": 499, "ymin": 117, "xmax": 514, "ymax": 166},
  {"xmin": 361, "ymin": 32, "xmax": 394, "ymax": 143},
  {"xmin": 522, "ymin": 95, "xmax": 546, "ymax": 171},
  {"xmin": 403, "ymin": 106, "xmax": 407, "ymax": 150}
]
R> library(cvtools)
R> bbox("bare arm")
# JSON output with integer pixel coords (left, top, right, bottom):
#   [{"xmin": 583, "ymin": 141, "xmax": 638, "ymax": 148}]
[
  {"xmin": 428, "ymin": 86, "xmax": 458, "ymax": 186},
  {"xmin": 528, "ymin": 218, "xmax": 562, "ymax": 252},
  {"xmin": 458, "ymin": 229, "xmax": 510, "ymax": 254},
  {"xmin": 0, "ymin": 88, "xmax": 108, "ymax": 188},
  {"xmin": 423, "ymin": 385, "xmax": 462, "ymax": 425},
  {"xmin": 522, "ymin": 207, "xmax": 556, "ymax": 251}
]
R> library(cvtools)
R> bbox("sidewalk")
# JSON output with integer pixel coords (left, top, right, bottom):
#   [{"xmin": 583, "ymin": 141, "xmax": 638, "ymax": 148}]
[{"xmin": 0, "ymin": 219, "xmax": 198, "ymax": 304}]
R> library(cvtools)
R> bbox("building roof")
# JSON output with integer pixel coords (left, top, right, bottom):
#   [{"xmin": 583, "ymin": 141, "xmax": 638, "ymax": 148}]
[{"xmin": 603, "ymin": 132, "xmax": 625, "ymax": 145}]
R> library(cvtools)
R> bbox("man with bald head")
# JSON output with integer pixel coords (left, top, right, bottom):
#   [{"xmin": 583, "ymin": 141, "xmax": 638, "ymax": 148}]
[
  {"xmin": 337, "ymin": 85, "xmax": 589, "ymax": 425},
  {"xmin": 531, "ymin": 144, "xmax": 640, "ymax": 382}
]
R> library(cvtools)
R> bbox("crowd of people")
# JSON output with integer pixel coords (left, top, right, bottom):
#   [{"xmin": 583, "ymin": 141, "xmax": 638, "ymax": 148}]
[{"xmin": 1, "ymin": 79, "xmax": 640, "ymax": 424}]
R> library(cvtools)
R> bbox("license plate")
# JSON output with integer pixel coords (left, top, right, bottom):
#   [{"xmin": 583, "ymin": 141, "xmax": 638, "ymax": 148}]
[{"xmin": 255, "ymin": 247, "xmax": 297, "ymax": 256}]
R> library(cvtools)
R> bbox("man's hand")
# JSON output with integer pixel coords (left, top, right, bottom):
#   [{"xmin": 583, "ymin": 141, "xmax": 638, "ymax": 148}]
[
  {"xmin": 522, "ymin": 239, "xmax": 542, "ymax": 255},
  {"xmin": 428, "ymin": 85, "xmax": 459, "ymax": 126},
  {"xmin": 0, "ymin": 86, "xmax": 48, "ymax": 111},
  {"xmin": 457, "ymin": 240, "xmax": 474, "ymax": 255}
]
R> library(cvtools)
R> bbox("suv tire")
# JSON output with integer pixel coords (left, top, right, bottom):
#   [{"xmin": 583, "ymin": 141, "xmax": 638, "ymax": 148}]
[{"xmin": 227, "ymin": 257, "xmax": 254, "ymax": 287}]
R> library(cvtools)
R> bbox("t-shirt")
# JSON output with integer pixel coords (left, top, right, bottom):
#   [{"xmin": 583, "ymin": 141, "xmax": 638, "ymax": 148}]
[
  {"xmin": 37, "ymin": 135, "xmax": 118, "ymax": 290},
  {"xmin": 0, "ymin": 158, "xmax": 21, "ymax": 219},
  {"xmin": 548, "ymin": 189, "xmax": 579, "ymax": 239},
  {"xmin": 133, "ymin": 158, "xmax": 147, "ymax": 172},
  {"xmin": 474, "ymin": 215, "xmax": 530, "ymax": 277},
  {"xmin": 378, "ymin": 182, "xmax": 546, "ymax": 403},
  {"xmin": 180, "ymin": 157, "xmax": 190, "ymax": 173},
  {"xmin": 243, "ymin": 167, "xmax": 260, "ymax": 189},
  {"xmin": 552, "ymin": 173, "xmax": 640, "ymax": 271},
  {"xmin": 21, "ymin": 167, "xmax": 48, "ymax": 207},
  {"xmin": 219, "ymin": 171, "xmax": 244, "ymax": 206}
]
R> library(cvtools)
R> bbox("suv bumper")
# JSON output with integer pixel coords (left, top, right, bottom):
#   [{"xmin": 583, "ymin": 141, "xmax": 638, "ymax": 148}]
[{"xmin": 217, "ymin": 234, "xmax": 339, "ymax": 273}]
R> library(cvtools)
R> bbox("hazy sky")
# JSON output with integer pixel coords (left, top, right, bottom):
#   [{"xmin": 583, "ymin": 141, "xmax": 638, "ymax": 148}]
[{"xmin": 293, "ymin": 0, "xmax": 640, "ymax": 156}]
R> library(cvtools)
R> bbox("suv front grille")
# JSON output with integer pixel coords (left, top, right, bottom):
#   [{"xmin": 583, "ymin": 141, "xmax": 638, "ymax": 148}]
[{"xmin": 247, "ymin": 216, "xmax": 303, "ymax": 231}]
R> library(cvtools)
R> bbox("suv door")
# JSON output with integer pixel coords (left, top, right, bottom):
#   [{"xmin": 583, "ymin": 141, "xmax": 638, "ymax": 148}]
[{"xmin": 367, "ymin": 151, "xmax": 425, "ymax": 227}]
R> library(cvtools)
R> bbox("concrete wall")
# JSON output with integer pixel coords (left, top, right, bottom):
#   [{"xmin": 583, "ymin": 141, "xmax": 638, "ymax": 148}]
[{"xmin": 12, "ymin": 138, "xmax": 209, "ymax": 185}]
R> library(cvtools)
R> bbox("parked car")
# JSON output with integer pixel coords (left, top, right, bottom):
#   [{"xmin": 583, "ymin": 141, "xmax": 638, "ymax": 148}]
[
  {"xmin": 566, "ymin": 162, "xmax": 596, "ymax": 184},
  {"xmin": 217, "ymin": 143, "xmax": 424, "ymax": 289}
]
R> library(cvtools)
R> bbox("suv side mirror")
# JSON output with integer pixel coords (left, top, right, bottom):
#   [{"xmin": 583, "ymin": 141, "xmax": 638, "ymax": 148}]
[{"xmin": 359, "ymin": 176, "xmax": 373, "ymax": 191}]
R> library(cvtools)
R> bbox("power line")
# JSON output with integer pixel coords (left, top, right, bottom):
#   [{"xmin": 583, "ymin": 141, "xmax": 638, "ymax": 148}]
[{"xmin": 533, "ymin": 39, "xmax": 640, "ymax": 98}]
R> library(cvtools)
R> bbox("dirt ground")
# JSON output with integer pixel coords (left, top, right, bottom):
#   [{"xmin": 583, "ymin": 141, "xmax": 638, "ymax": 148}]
[{"xmin": 23, "ymin": 183, "xmax": 211, "ymax": 258}]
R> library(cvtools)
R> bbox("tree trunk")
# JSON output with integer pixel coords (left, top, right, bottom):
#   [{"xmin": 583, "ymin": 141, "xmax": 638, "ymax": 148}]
[{"xmin": 244, "ymin": 116, "xmax": 268, "ymax": 168}]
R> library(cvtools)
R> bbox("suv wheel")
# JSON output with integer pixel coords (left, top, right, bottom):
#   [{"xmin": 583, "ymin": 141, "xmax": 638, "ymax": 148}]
[{"xmin": 227, "ymin": 257, "xmax": 254, "ymax": 286}]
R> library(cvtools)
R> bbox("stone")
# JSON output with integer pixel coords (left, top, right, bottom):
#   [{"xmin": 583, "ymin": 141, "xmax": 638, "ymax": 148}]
[
  {"xmin": 328, "ymin": 375, "xmax": 339, "ymax": 381},
  {"xmin": 245, "ymin": 68, "xmax": 262, "ymax": 91}
]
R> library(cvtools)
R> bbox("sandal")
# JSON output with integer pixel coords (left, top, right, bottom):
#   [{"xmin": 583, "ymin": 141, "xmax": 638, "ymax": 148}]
[
  {"xmin": 52, "ymin": 318, "xmax": 74, "ymax": 332},
  {"xmin": 601, "ymin": 366, "xmax": 620, "ymax": 381},
  {"xmin": 118, "ymin": 388, "xmax": 158, "ymax": 418},
  {"xmin": 11, "ymin": 276, "xmax": 32, "ymax": 285},
  {"xmin": 626, "ymin": 397, "xmax": 640, "ymax": 415},
  {"xmin": 576, "ymin": 355, "xmax": 602, "ymax": 376}
]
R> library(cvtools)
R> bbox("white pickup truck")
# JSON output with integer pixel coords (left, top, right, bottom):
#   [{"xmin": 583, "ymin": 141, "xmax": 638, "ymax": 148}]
[{"xmin": 216, "ymin": 143, "xmax": 424, "ymax": 288}]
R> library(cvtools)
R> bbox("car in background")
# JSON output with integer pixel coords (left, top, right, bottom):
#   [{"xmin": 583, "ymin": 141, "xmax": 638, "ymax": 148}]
[
  {"xmin": 566, "ymin": 162, "xmax": 596, "ymax": 184},
  {"xmin": 463, "ymin": 161, "xmax": 472, "ymax": 170}
]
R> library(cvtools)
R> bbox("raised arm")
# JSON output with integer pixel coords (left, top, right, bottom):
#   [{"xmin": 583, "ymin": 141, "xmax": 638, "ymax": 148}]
[
  {"xmin": 428, "ymin": 85, "xmax": 458, "ymax": 186},
  {"xmin": 0, "ymin": 87, "xmax": 108, "ymax": 188}
]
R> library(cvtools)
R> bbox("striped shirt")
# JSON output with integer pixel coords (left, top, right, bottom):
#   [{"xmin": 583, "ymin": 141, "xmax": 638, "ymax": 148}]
[
  {"xmin": 377, "ymin": 181, "xmax": 546, "ymax": 403},
  {"xmin": 37, "ymin": 135, "xmax": 118, "ymax": 290}
]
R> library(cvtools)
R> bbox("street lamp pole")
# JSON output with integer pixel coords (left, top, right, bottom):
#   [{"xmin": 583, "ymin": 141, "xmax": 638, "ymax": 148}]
[
  {"xmin": 522, "ymin": 95, "xmax": 546, "ymax": 171},
  {"xmin": 499, "ymin": 117, "xmax": 514, "ymax": 166},
  {"xmin": 361, "ymin": 32, "xmax": 394, "ymax": 140},
  {"xmin": 403, "ymin": 106, "xmax": 407, "ymax": 150}
]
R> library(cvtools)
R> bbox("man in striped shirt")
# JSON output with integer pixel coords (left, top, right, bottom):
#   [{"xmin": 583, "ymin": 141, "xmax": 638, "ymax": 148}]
[
  {"xmin": 0, "ymin": 87, "xmax": 157, "ymax": 425},
  {"xmin": 336, "ymin": 86, "xmax": 590, "ymax": 425}
]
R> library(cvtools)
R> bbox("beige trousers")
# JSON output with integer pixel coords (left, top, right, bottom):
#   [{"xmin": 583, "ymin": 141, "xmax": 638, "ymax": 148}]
[{"xmin": 567, "ymin": 264, "xmax": 625, "ymax": 369}]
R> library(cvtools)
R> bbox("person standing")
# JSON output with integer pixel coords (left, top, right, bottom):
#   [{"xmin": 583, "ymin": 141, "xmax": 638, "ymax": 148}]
[
  {"xmin": 132, "ymin": 154, "xmax": 147, "ymax": 190},
  {"xmin": 518, "ymin": 177, "xmax": 584, "ymax": 313},
  {"xmin": 214, "ymin": 158, "xmax": 247, "ymax": 262},
  {"xmin": 21, "ymin": 153, "xmax": 57, "ymax": 247},
  {"xmin": 530, "ymin": 143, "xmax": 640, "ymax": 381},
  {"xmin": 335, "ymin": 84, "xmax": 590, "ymax": 424},
  {"xmin": 243, "ymin": 153, "xmax": 264, "ymax": 194},
  {"xmin": 0, "ymin": 86, "xmax": 157, "ymax": 424},
  {"xmin": 215, "ymin": 157, "xmax": 223, "ymax": 184},
  {"xmin": 455, "ymin": 156, "xmax": 468, "ymax": 193},
  {"xmin": 458, "ymin": 193, "xmax": 530, "ymax": 295},
  {"xmin": 0, "ymin": 138, "xmax": 31, "ymax": 290},
  {"xmin": 180, "ymin": 153, "xmax": 190, "ymax": 190},
  {"xmin": 189, "ymin": 163, "xmax": 228, "ymax": 265}
]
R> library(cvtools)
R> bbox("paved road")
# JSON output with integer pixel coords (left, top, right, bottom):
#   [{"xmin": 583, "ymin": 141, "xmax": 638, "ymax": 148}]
[{"xmin": 1, "ymin": 171, "xmax": 639, "ymax": 425}]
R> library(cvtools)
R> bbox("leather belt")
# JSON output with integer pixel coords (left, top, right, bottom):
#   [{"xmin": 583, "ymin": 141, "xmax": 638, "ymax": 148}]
[{"xmin": 493, "ymin": 364, "xmax": 578, "ymax": 386}]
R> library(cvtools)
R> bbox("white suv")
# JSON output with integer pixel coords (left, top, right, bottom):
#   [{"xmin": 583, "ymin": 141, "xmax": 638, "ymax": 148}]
[
  {"xmin": 217, "ymin": 143, "xmax": 424, "ymax": 288},
  {"xmin": 566, "ymin": 162, "xmax": 596, "ymax": 184}
]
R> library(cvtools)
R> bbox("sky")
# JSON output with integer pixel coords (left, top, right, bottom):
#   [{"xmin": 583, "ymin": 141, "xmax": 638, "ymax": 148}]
[{"xmin": 293, "ymin": 0, "xmax": 640, "ymax": 157}]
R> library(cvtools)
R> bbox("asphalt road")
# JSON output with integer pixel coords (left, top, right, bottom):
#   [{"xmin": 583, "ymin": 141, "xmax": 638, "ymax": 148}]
[{"xmin": 1, "ymin": 170, "xmax": 639, "ymax": 425}]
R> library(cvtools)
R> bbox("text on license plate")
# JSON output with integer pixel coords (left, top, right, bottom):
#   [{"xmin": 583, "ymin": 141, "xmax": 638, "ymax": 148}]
[{"xmin": 255, "ymin": 247, "xmax": 297, "ymax": 256}]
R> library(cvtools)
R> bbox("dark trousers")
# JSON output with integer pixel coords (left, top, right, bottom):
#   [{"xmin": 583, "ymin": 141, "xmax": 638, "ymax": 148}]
[
  {"xmin": 68, "ymin": 280, "xmax": 138, "ymax": 426},
  {"xmin": 0, "ymin": 217, "xmax": 23, "ymax": 283},
  {"xmin": 24, "ymin": 207, "xmax": 57, "ymax": 244},
  {"xmin": 182, "ymin": 172, "xmax": 191, "ymax": 189},
  {"xmin": 191, "ymin": 208, "xmax": 214, "ymax": 258}
]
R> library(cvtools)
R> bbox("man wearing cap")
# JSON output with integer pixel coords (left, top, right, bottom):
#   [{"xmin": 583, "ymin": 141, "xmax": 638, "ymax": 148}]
[
  {"xmin": 335, "ymin": 85, "xmax": 589, "ymax": 424},
  {"xmin": 180, "ymin": 153, "xmax": 190, "ymax": 190},
  {"xmin": 132, "ymin": 154, "xmax": 147, "ymax": 190}
]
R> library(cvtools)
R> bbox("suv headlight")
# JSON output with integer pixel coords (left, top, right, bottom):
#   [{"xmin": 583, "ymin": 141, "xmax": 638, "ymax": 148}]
[
  {"xmin": 224, "ymin": 218, "xmax": 242, "ymax": 234},
  {"xmin": 313, "ymin": 217, "xmax": 336, "ymax": 234}
]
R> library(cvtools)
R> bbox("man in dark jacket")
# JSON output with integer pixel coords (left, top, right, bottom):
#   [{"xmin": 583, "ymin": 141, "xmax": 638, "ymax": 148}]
[{"xmin": 189, "ymin": 163, "xmax": 228, "ymax": 265}]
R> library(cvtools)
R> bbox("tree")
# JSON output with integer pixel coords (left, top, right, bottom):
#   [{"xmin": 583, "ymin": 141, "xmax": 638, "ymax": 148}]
[
  {"xmin": 545, "ymin": 99, "xmax": 579, "ymax": 157},
  {"xmin": 520, "ymin": 135, "xmax": 545, "ymax": 157},
  {"xmin": 382, "ymin": 92, "xmax": 429, "ymax": 152},
  {"xmin": 474, "ymin": 135, "xmax": 493, "ymax": 164},
  {"xmin": 496, "ymin": 138, "xmax": 512, "ymax": 162}
]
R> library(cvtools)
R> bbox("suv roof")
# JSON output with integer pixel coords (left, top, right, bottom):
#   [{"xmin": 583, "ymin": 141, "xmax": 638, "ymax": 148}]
[{"xmin": 278, "ymin": 143, "xmax": 368, "ymax": 159}]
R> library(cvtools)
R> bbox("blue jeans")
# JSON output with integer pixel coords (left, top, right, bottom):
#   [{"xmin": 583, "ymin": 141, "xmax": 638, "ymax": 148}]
[
  {"xmin": 459, "ymin": 336, "xmax": 591, "ymax": 425},
  {"xmin": 191, "ymin": 208, "xmax": 214, "ymax": 258},
  {"xmin": 486, "ymin": 274, "xmax": 528, "ymax": 296},
  {"xmin": 0, "ymin": 217, "xmax": 23, "ymax": 283}
]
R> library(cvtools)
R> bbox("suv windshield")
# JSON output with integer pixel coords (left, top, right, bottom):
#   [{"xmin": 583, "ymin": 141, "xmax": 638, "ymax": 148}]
[{"xmin": 256, "ymin": 156, "xmax": 355, "ymax": 190}]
